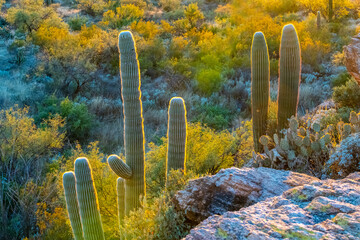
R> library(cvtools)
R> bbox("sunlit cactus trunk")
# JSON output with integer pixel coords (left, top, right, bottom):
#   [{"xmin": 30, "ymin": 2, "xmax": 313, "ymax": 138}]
[
  {"xmin": 166, "ymin": 97, "xmax": 187, "ymax": 176},
  {"xmin": 277, "ymin": 24, "xmax": 301, "ymax": 133},
  {"xmin": 119, "ymin": 30, "xmax": 146, "ymax": 215},
  {"xmin": 74, "ymin": 158, "xmax": 105, "ymax": 240},
  {"xmin": 251, "ymin": 32, "xmax": 270, "ymax": 152},
  {"xmin": 117, "ymin": 177, "xmax": 125, "ymax": 238},
  {"xmin": 63, "ymin": 171, "xmax": 84, "ymax": 240}
]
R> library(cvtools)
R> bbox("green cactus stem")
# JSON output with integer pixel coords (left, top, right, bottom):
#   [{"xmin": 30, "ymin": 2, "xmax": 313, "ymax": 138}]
[
  {"xmin": 108, "ymin": 155, "xmax": 132, "ymax": 179},
  {"xmin": 167, "ymin": 97, "xmax": 187, "ymax": 175},
  {"xmin": 317, "ymin": 11, "xmax": 321, "ymax": 29},
  {"xmin": 277, "ymin": 24, "xmax": 301, "ymax": 133},
  {"xmin": 74, "ymin": 158, "xmax": 105, "ymax": 240},
  {"xmin": 119, "ymin": 30, "xmax": 146, "ymax": 215},
  {"xmin": 329, "ymin": 0, "xmax": 333, "ymax": 21},
  {"xmin": 117, "ymin": 178, "xmax": 125, "ymax": 232},
  {"xmin": 251, "ymin": 31, "xmax": 270, "ymax": 152},
  {"xmin": 63, "ymin": 171, "xmax": 84, "ymax": 240}
]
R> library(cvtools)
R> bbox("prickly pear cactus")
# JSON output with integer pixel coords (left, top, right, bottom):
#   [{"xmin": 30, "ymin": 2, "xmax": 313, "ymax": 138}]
[
  {"xmin": 251, "ymin": 32, "xmax": 270, "ymax": 153},
  {"xmin": 277, "ymin": 24, "xmax": 301, "ymax": 133}
]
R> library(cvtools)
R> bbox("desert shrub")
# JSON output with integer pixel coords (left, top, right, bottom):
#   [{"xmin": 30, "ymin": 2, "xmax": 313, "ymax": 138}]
[
  {"xmin": 192, "ymin": 103, "xmax": 233, "ymax": 130},
  {"xmin": 159, "ymin": 0, "xmax": 181, "ymax": 12},
  {"xmin": 331, "ymin": 71, "xmax": 351, "ymax": 87},
  {"xmin": 67, "ymin": 14, "xmax": 88, "ymax": 31},
  {"xmin": 6, "ymin": 0, "xmax": 67, "ymax": 34},
  {"xmin": 101, "ymin": 4, "xmax": 144, "ymax": 29},
  {"xmin": 0, "ymin": 106, "xmax": 65, "ymax": 239},
  {"xmin": 255, "ymin": 0, "xmax": 299, "ymax": 16},
  {"xmin": 324, "ymin": 133, "xmax": 360, "ymax": 179},
  {"xmin": 122, "ymin": 170, "xmax": 193, "ymax": 240},
  {"xmin": 36, "ymin": 96, "xmax": 95, "ymax": 142},
  {"xmin": 333, "ymin": 78, "xmax": 360, "ymax": 109},
  {"xmin": 130, "ymin": 20, "xmax": 160, "ymax": 40},
  {"xmin": 76, "ymin": 0, "xmax": 106, "ymax": 16},
  {"xmin": 196, "ymin": 68, "xmax": 223, "ymax": 95},
  {"xmin": 298, "ymin": 0, "xmax": 356, "ymax": 20}
]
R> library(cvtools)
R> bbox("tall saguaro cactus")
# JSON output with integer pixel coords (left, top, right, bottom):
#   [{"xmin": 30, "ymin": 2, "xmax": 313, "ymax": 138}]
[
  {"xmin": 251, "ymin": 32, "xmax": 270, "ymax": 152},
  {"xmin": 317, "ymin": 11, "xmax": 321, "ymax": 29},
  {"xmin": 63, "ymin": 171, "xmax": 84, "ymax": 240},
  {"xmin": 277, "ymin": 24, "xmax": 301, "ymax": 133},
  {"xmin": 166, "ymin": 97, "xmax": 187, "ymax": 176},
  {"xmin": 329, "ymin": 0, "xmax": 333, "ymax": 21},
  {"xmin": 108, "ymin": 30, "xmax": 145, "ymax": 216},
  {"xmin": 74, "ymin": 158, "xmax": 105, "ymax": 240}
]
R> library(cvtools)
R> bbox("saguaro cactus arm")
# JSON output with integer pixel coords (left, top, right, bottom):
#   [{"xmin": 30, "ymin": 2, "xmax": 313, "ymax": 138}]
[
  {"xmin": 63, "ymin": 171, "xmax": 84, "ymax": 240},
  {"xmin": 75, "ymin": 158, "xmax": 105, "ymax": 240},
  {"xmin": 166, "ymin": 97, "xmax": 187, "ymax": 174},
  {"xmin": 107, "ymin": 155, "xmax": 132, "ymax": 179},
  {"xmin": 251, "ymin": 31, "xmax": 270, "ymax": 153},
  {"xmin": 117, "ymin": 178, "xmax": 125, "ymax": 228}
]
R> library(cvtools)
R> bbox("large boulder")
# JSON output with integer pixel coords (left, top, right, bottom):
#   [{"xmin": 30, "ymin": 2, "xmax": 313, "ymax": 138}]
[
  {"xmin": 173, "ymin": 167, "xmax": 318, "ymax": 224},
  {"xmin": 344, "ymin": 33, "xmax": 360, "ymax": 85},
  {"xmin": 185, "ymin": 172, "xmax": 360, "ymax": 240}
]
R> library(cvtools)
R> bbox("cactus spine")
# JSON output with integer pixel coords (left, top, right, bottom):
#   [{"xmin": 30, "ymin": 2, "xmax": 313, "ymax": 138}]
[
  {"xmin": 74, "ymin": 158, "xmax": 105, "ymax": 240},
  {"xmin": 317, "ymin": 11, "xmax": 321, "ymax": 29},
  {"xmin": 166, "ymin": 97, "xmax": 187, "ymax": 176},
  {"xmin": 108, "ymin": 31, "xmax": 145, "ymax": 216},
  {"xmin": 251, "ymin": 32, "xmax": 270, "ymax": 152},
  {"xmin": 277, "ymin": 24, "xmax": 301, "ymax": 133},
  {"xmin": 63, "ymin": 171, "xmax": 84, "ymax": 240}
]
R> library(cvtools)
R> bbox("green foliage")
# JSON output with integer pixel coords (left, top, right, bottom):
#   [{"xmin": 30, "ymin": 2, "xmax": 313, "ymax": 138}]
[
  {"xmin": 76, "ymin": 0, "xmax": 106, "ymax": 16},
  {"xmin": 193, "ymin": 104, "xmax": 233, "ymax": 130},
  {"xmin": 331, "ymin": 71, "xmax": 351, "ymax": 87},
  {"xmin": 36, "ymin": 96, "xmax": 95, "ymax": 142},
  {"xmin": 196, "ymin": 68, "xmax": 223, "ymax": 95},
  {"xmin": 101, "ymin": 5, "xmax": 144, "ymax": 29},
  {"xmin": 333, "ymin": 78, "xmax": 360, "ymax": 109},
  {"xmin": 68, "ymin": 15, "xmax": 88, "ymax": 31}
]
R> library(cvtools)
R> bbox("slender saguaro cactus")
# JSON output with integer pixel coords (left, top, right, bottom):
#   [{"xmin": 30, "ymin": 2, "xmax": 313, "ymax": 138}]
[
  {"xmin": 117, "ymin": 178, "xmax": 125, "ymax": 229},
  {"xmin": 317, "ymin": 11, "xmax": 321, "ymax": 29},
  {"xmin": 277, "ymin": 24, "xmax": 301, "ymax": 133},
  {"xmin": 166, "ymin": 97, "xmax": 187, "ymax": 176},
  {"xmin": 108, "ymin": 30, "xmax": 146, "ymax": 216},
  {"xmin": 251, "ymin": 32, "xmax": 270, "ymax": 152},
  {"xmin": 63, "ymin": 171, "xmax": 84, "ymax": 240},
  {"xmin": 75, "ymin": 158, "xmax": 105, "ymax": 240},
  {"xmin": 329, "ymin": 0, "xmax": 333, "ymax": 21}
]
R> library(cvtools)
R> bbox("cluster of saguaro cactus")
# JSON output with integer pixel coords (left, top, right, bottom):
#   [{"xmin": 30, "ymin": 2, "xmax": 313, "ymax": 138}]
[
  {"xmin": 63, "ymin": 30, "xmax": 189, "ymax": 240},
  {"xmin": 251, "ymin": 24, "xmax": 301, "ymax": 151},
  {"xmin": 63, "ymin": 158, "xmax": 105, "ymax": 240},
  {"xmin": 251, "ymin": 32, "xmax": 270, "ymax": 153}
]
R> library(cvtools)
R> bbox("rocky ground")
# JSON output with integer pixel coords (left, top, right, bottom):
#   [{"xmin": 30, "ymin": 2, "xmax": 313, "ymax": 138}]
[{"xmin": 176, "ymin": 168, "xmax": 360, "ymax": 239}]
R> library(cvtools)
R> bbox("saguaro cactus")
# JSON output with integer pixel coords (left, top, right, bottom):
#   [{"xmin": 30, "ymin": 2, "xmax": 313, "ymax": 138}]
[
  {"xmin": 329, "ymin": 0, "xmax": 333, "ymax": 21},
  {"xmin": 277, "ymin": 24, "xmax": 301, "ymax": 133},
  {"xmin": 74, "ymin": 158, "xmax": 105, "ymax": 240},
  {"xmin": 117, "ymin": 178, "xmax": 125, "ymax": 230},
  {"xmin": 63, "ymin": 171, "xmax": 84, "ymax": 240},
  {"xmin": 317, "ymin": 11, "xmax": 321, "ymax": 29},
  {"xmin": 251, "ymin": 32, "xmax": 270, "ymax": 152},
  {"xmin": 108, "ymin": 30, "xmax": 145, "ymax": 216},
  {"xmin": 166, "ymin": 97, "xmax": 187, "ymax": 176}
]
